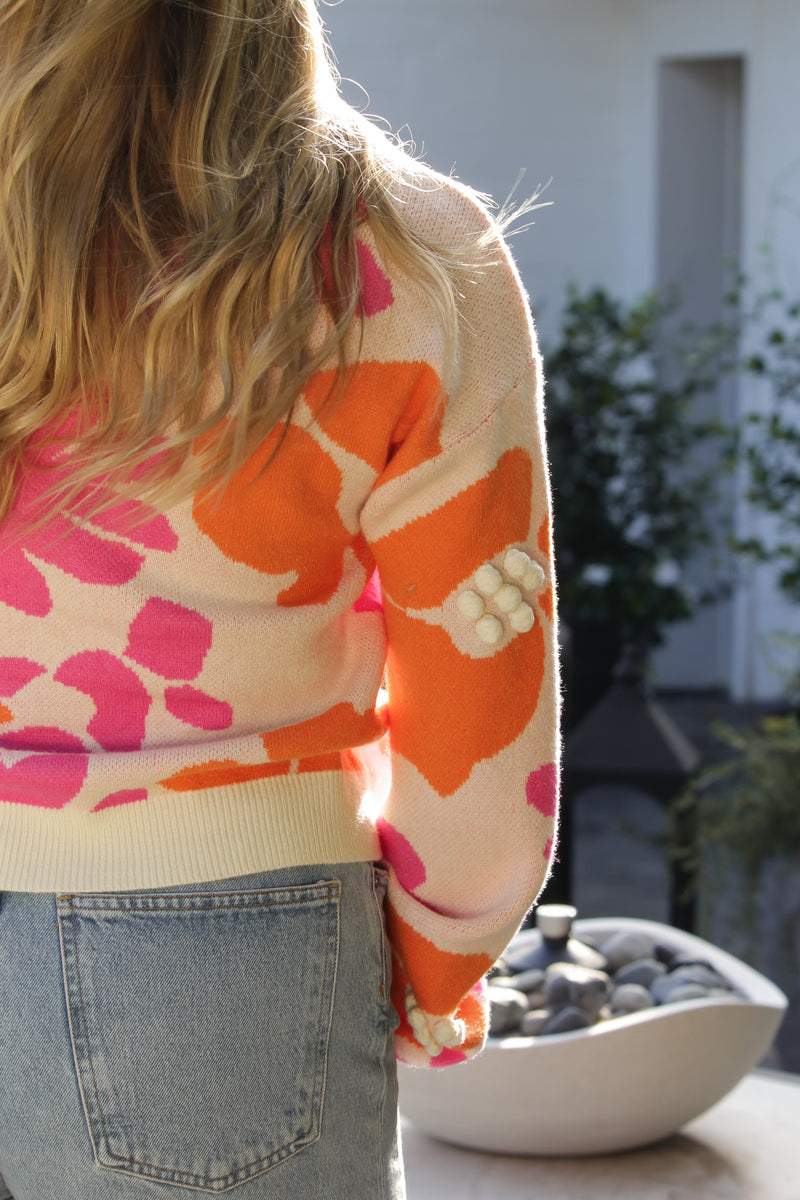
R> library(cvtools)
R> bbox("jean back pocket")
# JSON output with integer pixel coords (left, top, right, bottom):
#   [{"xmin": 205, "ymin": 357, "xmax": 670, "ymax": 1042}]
[{"xmin": 57, "ymin": 880, "xmax": 340, "ymax": 1192}]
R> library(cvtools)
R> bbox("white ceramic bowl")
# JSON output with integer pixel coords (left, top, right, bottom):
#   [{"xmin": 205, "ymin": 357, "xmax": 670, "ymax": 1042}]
[{"xmin": 398, "ymin": 917, "xmax": 787, "ymax": 1156}]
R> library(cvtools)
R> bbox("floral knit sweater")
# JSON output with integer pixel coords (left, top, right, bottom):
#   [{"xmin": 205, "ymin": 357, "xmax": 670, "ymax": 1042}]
[{"xmin": 0, "ymin": 175, "xmax": 559, "ymax": 1067}]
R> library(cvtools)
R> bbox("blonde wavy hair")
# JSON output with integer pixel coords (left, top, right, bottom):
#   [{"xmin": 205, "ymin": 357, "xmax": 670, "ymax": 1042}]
[{"xmin": 0, "ymin": 0, "xmax": 463, "ymax": 523}]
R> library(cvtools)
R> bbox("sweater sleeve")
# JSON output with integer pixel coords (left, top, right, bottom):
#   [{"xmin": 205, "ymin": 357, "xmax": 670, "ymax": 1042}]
[{"xmin": 357, "ymin": 207, "xmax": 561, "ymax": 1067}]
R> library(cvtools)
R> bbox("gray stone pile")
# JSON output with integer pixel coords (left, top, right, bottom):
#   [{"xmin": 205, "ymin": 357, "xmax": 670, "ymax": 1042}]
[{"xmin": 489, "ymin": 926, "xmax": 740, "ymax": 1039}]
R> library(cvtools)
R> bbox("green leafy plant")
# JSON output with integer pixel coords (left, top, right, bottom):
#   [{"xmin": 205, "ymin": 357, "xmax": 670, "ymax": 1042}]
[
  {"xmin": 545, "ymin": 286, "xmax": 733, "ymax": 647},
  {"xmin": 670, "ymin": 708, "xmax": 800, "ymax": 1022},
  {"xmin": 730, "ymin": 280, "xmax": 800, "ymax": 601},
  {"xmin": 673, "ymin": 714, "xmax": 800, "ymax": 897}
]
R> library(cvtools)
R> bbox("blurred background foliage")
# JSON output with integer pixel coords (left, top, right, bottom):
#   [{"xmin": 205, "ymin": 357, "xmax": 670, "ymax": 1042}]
[{"xmin": 544, "ymin": 284, "xmax": 735, "ymax": 651}]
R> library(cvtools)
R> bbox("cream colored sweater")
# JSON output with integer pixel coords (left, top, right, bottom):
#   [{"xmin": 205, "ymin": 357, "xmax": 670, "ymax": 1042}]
[{"xmin": 0, "ymin": 174, "xmax": 559, "ymax": 1065}]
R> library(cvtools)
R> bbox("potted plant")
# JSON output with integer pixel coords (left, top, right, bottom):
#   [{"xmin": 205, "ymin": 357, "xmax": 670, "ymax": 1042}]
[
  {"xmin": 731, "ymin": 281, "xmax": 800, "ymax": 605},
  {"xmin": 670, "ymin": 706, "xmax": 800, "ymax": 1071},
  {"xmin": 682, "ymin": 279, "xmax": 800, "ymax": 1071},
  {"xmin": 544, "ymin": 285, "xmax": 732, "ymax": 725}
]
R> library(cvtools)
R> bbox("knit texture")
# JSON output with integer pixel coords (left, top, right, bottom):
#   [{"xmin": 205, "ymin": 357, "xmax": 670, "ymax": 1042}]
[{"xmin": 0, "ymin": 174, "xmax": 560, "ymax": 1065}]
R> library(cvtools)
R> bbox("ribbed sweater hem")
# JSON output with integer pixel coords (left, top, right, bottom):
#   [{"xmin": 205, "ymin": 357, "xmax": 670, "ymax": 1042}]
[{"xmin": 0, "ymin": 771, "xmax": 380, "ymax": 893}]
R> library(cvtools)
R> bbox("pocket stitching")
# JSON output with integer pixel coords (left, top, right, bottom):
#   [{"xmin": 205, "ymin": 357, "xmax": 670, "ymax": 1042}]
[
  {"xmin": 59, "ymin": 882, "xmax": 341, "ymax": 1190},
  {"xmin": 58, "ymin": 899, "xmax": 108, "ymax": 1174}
]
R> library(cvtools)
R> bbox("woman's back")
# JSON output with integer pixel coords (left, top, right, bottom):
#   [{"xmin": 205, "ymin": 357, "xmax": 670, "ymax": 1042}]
[{"xmin": 0, "ymin": 3, "xmax": 559, "ymax": 1197}]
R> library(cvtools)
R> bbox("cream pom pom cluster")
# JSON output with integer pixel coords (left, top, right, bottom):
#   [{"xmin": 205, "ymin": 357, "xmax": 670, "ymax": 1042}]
[
  {"xmin": 456, "ymin": 548, "xmax": 546, "ymax": 645},
  {"xmin": 405, "ymin": 988, "xmax": 467, "ymax": 1057}
]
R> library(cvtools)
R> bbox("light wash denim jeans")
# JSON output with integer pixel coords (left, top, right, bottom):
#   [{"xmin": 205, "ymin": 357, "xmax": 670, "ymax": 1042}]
[{"xmin": 0, "ymin": 861, "xmax": 404, "ymax": 1200}]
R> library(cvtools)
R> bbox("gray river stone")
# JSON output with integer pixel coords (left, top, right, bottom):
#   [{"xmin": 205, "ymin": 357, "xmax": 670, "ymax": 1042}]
[
  {"xmin": 487, "ymin": 986, "xmax": 528, "ymax": 1035},
  {"xmin": 651, "ymin": 964, "xmax": 733, "ymax": 1004},
  {"xmin": 491, "ymin": 973, "xmax": 522, "ymax": 988},
  {"xmin": 576, "ymin": 932, "xmax": 602, "ymax": 951},
  {"xmin": 544, "ymin": 963, "xmax": 612, "ymax": 1017},
  {"xmin": 610, "ymin": 983, "xmax": 655, "ymax": 1014},
  {"xmin": 541, "ymin": 1005, "xmax": 594, "ymax": 1035},
  {"xmin": 669, "ymin": 953, "xmax": 718, "ymax": 972},
  {"xmin": 654, "ymin": 943, "xmax": 681, "ymax": 967},
  {"xmin": 651, "ymin": 973, "xmax": 687, "ymax": 1004},
  {"xmin": 660, "ymin": 982, "xmax": 718, "ymax": 1003},
  {"xmin": 519, "ymin": 1008, "xmax": 550, "ymax": 1036},
  {"xmin": 492, "ymin": 925, "xmax": 740, "ymax": 1040},
  {"xmin": 613, "ymin": 957, "xmax": 667, "ymax": 989},
  {"xmin": 669, "ymin": 963, "xmax": 731, "ymax": 990},
  {"xmin": 494, "ymin": 967, "xmax": 547, "ymax": 995},
  {"xmin": 601, "ymin": 930, "xmax": 657, "ymax": 972}
]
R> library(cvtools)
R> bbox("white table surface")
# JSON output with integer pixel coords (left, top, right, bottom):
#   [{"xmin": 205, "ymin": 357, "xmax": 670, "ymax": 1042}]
[{"xmin": 400, "ymin": 1070, "xmax": 800, "ymax": 1200}]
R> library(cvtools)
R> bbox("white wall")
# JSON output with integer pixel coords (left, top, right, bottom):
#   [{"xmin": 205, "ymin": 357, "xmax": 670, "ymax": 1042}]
[
  {"xmin": 633, "ymin": 0, "xmax": 800, "ymax": 697},
  {"xmin": 322, "ymin": 0, "xmax": 636, "ymax": 341},
  {"xmin": 321, "ymin": 0, "xmax": 800, "ymax": 699}
]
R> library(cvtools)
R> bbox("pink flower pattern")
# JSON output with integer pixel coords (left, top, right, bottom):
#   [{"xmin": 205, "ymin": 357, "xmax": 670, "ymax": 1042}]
[
  {"xmin": 0, "ymin": 459, "xmax": 234, "ymax": 805},
  {"xmin": 0, "ymin": 464, "xmax": 178, "ymax": 617}
]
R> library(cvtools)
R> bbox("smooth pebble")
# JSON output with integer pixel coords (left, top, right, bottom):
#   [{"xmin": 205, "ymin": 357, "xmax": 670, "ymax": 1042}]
[
  {"xmin": 614, "ymin": 958, "xmax": 667, "ymax": 989},
  {"xmin": 493, "ymin": 967, "xmax": 546, "ymax": 994},
  {"xmin": 610, "ymin": 983, "xmax": 655, "ymax": 1014},
  {"xmin": 602, "ymin": 930, "xmax": 657, "ymax": 973},
  {"xmin": 488, "ymin": 986, "xmax": 528, "ymax": 1035},
  {"xmin": 541, "ymin": 1005, "xmax": 593, "ymax": 1036},
  {"xmin": 520, "ymin": 1009, "xmax": 550, "ymax": 1036},
  {"xmin": 544, "ymin": 963, "xmax": 612, "ymax": 1017},
  {"xmin": 651, "ymin": 965, "xmax": 731, "ymax": 1004},
  {"xmin": 659, "ymin": 983, "xmax": 717, "ymax": 1004}
]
